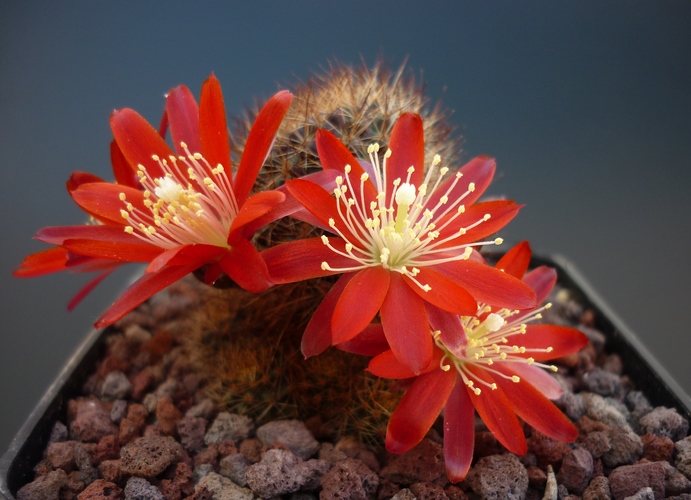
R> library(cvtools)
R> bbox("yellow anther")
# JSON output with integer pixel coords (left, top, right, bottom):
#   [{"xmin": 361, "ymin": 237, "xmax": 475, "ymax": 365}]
[
  {"xmin": 120, "ymin": 209, "xmax": 129, "ymax": 219},
  {"xmin": 321, "ymin": 262, "xmax": 330, "ymax": 270},
  {"xmin": 119, "ymin": 193, "xmax": 126, "ymax": 201},
  {"xmin": 433, "ymin": 154, "xmax": 441, "ymax": 165},
  {"xmin": 511, "ymin": 376, "xmax": 520, "ymax": 383},
  {"xmin": 321, "ymin": 235, "xmax": 329, "ymax": 244},
  {"xmin": 550, "ymin": 365, "xmax": 558, "ymax": 372}
]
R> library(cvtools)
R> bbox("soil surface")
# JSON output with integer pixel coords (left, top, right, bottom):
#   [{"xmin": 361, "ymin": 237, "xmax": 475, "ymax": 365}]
[{"xmin": 13, "ymin": 276, "xmax": 691, "ymax": 500}]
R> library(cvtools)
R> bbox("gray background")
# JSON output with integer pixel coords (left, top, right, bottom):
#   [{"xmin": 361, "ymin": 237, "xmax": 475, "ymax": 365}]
[{"xmin": 2, "ymin": 1, "xmax": 690, "ymax": 452}]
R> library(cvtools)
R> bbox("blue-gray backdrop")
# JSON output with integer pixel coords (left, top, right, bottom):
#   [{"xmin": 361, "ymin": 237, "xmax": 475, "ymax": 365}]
[{"xmin": 2, "ymin": 1, "xmax": 690, "ymax": 452}]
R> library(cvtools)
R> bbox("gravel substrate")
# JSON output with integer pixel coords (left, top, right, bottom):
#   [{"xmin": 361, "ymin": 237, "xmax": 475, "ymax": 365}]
[{"xmin": 13, "ymin": 276, "xmax": 691, "ymax": 500}]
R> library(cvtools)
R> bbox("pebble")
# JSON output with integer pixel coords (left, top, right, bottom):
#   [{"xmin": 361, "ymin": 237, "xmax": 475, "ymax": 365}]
[
  {"xmin": 556, "ymin": 447, "xmax": 593, "ymax": 495},
  {"xmin": 320, "ymin": 458, "xmax": 379, "ymax": 500},
  {"xmin": 17, "ymin": 469, "xmax": 67, "ymax": 500},
  {"xmin": 48, "ymin": 421, "xmax": 68, "ymax": 443},
  {"xmin": 124, "ymin": 476, "xmax": 164, "ymax": 500},
  {"xmin": 582, "ymin": 392, "xmax": 629, "ymax": 428},
  {"xmin": 584, "ymin": 430, "xmax": 612, "ymax": 458},
  {"xmin": 465, "ymin": 454, "xmax": 529, "ymax": 500},
  {"xmin": 219, "ymin": 452, "xmax": 252, "ymax": 487},
  {"xmin": 204, "ymin": 412, "xmax": 254, "ymax": 445},
  {"xmin": 391, "ymin": 488, "xmax": 417, "ymax": 500},
  {"xmin": 185, "ymin": 398, "xmax": 214, "ymax": 419},
  {"xmin": 676, "ymin": 435, "xmax": 691, "ymax": 479},
  {"xmin": 602, "ymin": 426, "xmax": 643, "ymax": 468},
  {"xmin": 663, "ymin": 461, "xmax": 691, "ymax": 496},
  {"xmin": 177, "ymin": 415, "xmax": 207, "ymax": 453},
  {"xmin": 110, "ymin": 400, "xmax": 128, "ymax": 424},
  {"xmin": 380, "ymin": 438, "xmax": 447, "ymax": 486},
  {"xmin": 195, "ymin": 471, "xmax": 254, "ymax": 500},
  {"xmin": 74, "ymin": 478, "xmax": 122, "ymax": 499},
  {"xmin": 101, "ymin": 370, "xmax": 133, "ymax": 401},
  {"xmin": 409, "ymin": 481, "xmax": 449, "ymax": 500},
  {"xmin": 641, "ymin": 433, "xmax": 674, "ymax": 461},
  {"xmin": 527, "ymin": 431, "xmax": 571, "ymax": 468},
  {"xmin": 47, "ymin": 441, "xmax": 77, "ymax": 472},
  {"xmin": 582, "ymin": 368, "xmax": 623, "ymax": 398},
  {"xmin": 639, "ymin": 407, "xmax": 689, "ymax": 441},
  {"xmin": 119, "ymin": 436, "xmax": 184, "ymax": 477},
  {"xmin": 155, "ymin": 396, "xmax": 183, "ymax": 436},
  {"xmin": 609, "ymin": 461, "xmax": 665, "ymax": 499},
  {"xmin": 256, "ymin": 419, "xmax": 320, "ymax": 460},
  {"xmin": 244, "ymin": 448, "xmax": 331, "ymax": 497},
  {"xmin": 622, "ymin": 486, "xmax": 655, "ymax": 500},
  {"xmin": 583, "ymin": 475, "xmax": 611, "ymax": 500},
  {"xmin": 70, "ymin": 399, "xmax": 119, "ymax": 443}
]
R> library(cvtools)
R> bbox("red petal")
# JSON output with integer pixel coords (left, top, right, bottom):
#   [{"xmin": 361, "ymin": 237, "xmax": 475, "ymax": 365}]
[
  {"xmin": 218, "ymin": 239, "xmax": 272, "ymax": 293},
  {"xmin": 505, "ymin": 363, "xmax": 564, "ymax": 400},
  {"xmin": 67, "ymin": 269, "xmax": 115, "ymax": 311},
  {"xmin": 519, "ymin": 325, "xmax": 589, "ymax": 360},
  {"xmin": 495, "ymin": 241, "xmax": 532, "ymax": 279},
  {"xmin": 301, "ymin": 273, "xmax": 353, "ymax": 358},
  {"xmin": 14, "ymin": 247, "xmax": 70, "ymax": 277},
  {"xmin": 494, "ymin": 365, "xmax": 578, "ymax": 442},
  {"xmin": 234, "ymin": 90, "xmax": 293, "ymax": 205},
  {"xmin": 425, "ymin": 156, "xmax": 496, "ymax": 210},
  {"xmin": 200, "ymin": 73, "xmax": 232, "ymax": 174},
  {"xmin": 228, "ymin": 190, "xmax": 286, "ymax": 243},
  {"xmin": 444, "ymin": 378, "xmax": 475, "ymax": 483},
  {"xmin": 63, "ymin": 238, "xmax": 163, "ymax": 262},
  {"xmin": 387, "ymin": 113, "xmax": 424, "ymax": 189},
  {"xmin": 36, "ymin": 224, "xmax": 147, "ymax": 246},
  {"xmin": 386, "ymin": 369, "xmax": 456, "ymax": 454},
  {"xmin": 336, "ymin": 324, "xmax": 389, "ymax": 356},
  {"xmin": 523, "ymin": 266, "xmax": 557, "ymax": 305},
  {"xmin": 285, "ymin": 179, "xmax": 360, "ymax": 243},
  {"xmin": 95, "ymin": 264, "xmax": 198, "ymax": 327},
  {"xmin": 465, "ymin": 365, "xmax": 527, "ymax": 455},
  {"xmin": 380, "ymin": 273, "xmax": 433, "ymax": 374},
  {"xmin": 435, "ymin": 200, "xmax": 522, "ymax": 247},
  {"xmin": 110, "ymin": 108, "xmax": 175, "ymax": 180},
  {"xmin": 166, "ymin": 84, "xmax": 201, "ymax": 156},
  {"xmin": 262, "ymin": 238, "xmax": 353, "ymax": 284},
  {"xmin": 406, "ymin": 268, "xmax": 477, "ymax": 315},
  {"xmin": 434, "ymin": 259, "xmax": 537, "ymax": 310},
  {"xmin": 71, "ymin": 183, "xmax": 150, "ymax": 226},
  {"xmin": 332, "ymin": 267, "xmax": 390, "ymax": 344},
  {"xmin": 315, "ymin": 129, "xmax": 377, "ymax": 201},
  {"xmin": 425, "ymin": 303, "xmax": 467, "ymax": 357},
  {"xmin": 110, "ymin": 141, "xmax": 140, "ymax": 188},
  {"xmin": 242, "ymin": 170, "xmax": 341, "ymax": 235},
  {"xmin": 368, "ymin": 349, "xmax": 433, "ymax": 379},
  {"xmin": 146, "ymin": 244, "xmax": 226, "ymax": 273},
  {"xmin": 67, "ymin": 171, "xmax": 104, "ymax": 192}
]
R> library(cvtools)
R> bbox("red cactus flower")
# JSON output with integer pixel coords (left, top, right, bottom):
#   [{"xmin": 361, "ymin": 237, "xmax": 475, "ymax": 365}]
[
  {"xmin": 262, "ymin": 113, "xmax": 537, "ymax": 373},
  {"xmin": 16, "ymin": 74, "xmax": 293, "ymax": 327},
  {"xmin": 366, "ymin": 241, "xmax": 589, "ymax": 482}
]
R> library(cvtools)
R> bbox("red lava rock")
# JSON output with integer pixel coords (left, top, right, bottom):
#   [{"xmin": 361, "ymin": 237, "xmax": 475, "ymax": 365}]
[
  {"xmin": 443, "ymin": 485, "xmax": 468, "ymax": 500},
  {"xmin": 583, "ymin": 475, "xmax": 611, "ymax": 500},
  {"xmin": 194, "ymin": 443, "xmax": 219, "ymax": 468},
  {"xmin": 380, "ymin": 438, "xmax": 448, "ymax": 486},
  {"xmin": 143, "ymin": 331, "xmax": 174, "ymax": 361},
  {"xmin": 410, "ymin": 481, "xmax": 449, "ymax": 499},
  {"xmin": 609, "ymin": 461, "xmax": 665, "ymax": 499},
  {"xmin": 17, "ymin": 469, "xmax": 67, "ymax": 500},
  {"xmin": 577, "ymin": 415, "xmax": 611, "ymax": 438},
  {"xmin": 239, "ymin": 438, "xmax": 263, "ymax": 463},
  {"xmin": 131, "ymin": 368, "xmax": 156, "ymax": 401},
  {"xmin": 526, "ymin": 465, "xmax": 547, "ymax": 489},
  {"xmin": 217, "ymin": 440, "xmax": 237, "ymax": 457},
  {"xmin": 64, "ymin": 470, "xmax": 86, "ymax": 498},
  {"xmin": 96, "ymin": 354, "xmax": 131, "ymax": 379},
  {"xmin": 70, "ymin": 399, "xmax": 119, "ymax": 443},
  {"xmin": 320, "ymin": 457, "xmax": 378, "ymax": 500},
  {"xmin": 119, "ymin": 435, "xmax": 185, "ymax": 477},
  {"xmin": 528, "ymin": 430, "xmax": 572, "ymax": 468},
  {"xmin": 473, "ymin": 431, "xmax": 506, "ymax": 460},
  {"xmin": 119, "ymin": 418, "xmax": 139, "ymax": 445},
  {"xmin": 465, "ymin": 454, "xmax": 529, "ymax": 500},
  {"xmin": 76, "ymin": 478, "xmax": 122, "ymax": 500},
  {"xmin": 98, "ymin": 459, "xmax": 123, "ymax": 483},
  {"xmin": 157, "ymin": 396, "xmax": 183, "ymax": 436},
  {"xmin": 47, "ymin": 441, "xmax": 77, "ymax": 472},
  {"xmin": 557, "ymin": 447, "xmax": 594, "ymax": 495},
  {"xmin": 177, "ymin": 416, "xmax": 207, "ymax": 453},
  {"xmin": 95, "ymin": 435, "xmax": 120, "ymax": 465},
  {"xmin": 127, "ymin": 403, "xmax": 149, "ymax": 429},
  {"xmin": 377, "ymin": 478, "xmax": 400, "ymax": 499},
  {"xmin": 641, "ymin": 433, "xmax": 675, "ymax": 462}
]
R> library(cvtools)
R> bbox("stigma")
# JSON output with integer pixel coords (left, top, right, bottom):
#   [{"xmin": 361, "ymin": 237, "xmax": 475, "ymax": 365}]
[
  {"xmin": 434, "ymin": 302, "xmax": 557, "ymax": 396},
  {"xmin": 119, "ymin": 143, "xmax": 239, "ymax": 249},
  {"xmin": 319, "ymin": 144, "xmax": 504, "ymax": 290}
]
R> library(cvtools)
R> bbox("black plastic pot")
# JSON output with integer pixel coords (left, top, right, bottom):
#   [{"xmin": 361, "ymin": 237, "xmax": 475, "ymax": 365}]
[{"xmin": 1, "ymin": 255, "xmax": 690, "ymax": 499}]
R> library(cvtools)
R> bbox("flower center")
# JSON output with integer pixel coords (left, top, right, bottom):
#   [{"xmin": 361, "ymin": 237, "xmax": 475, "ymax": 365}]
[
  {"xmin": 119, "ymin": 142, "xmax": 239, "ymax": 249},
  {"xmin": 320, "ymin": 144, "xmax": 503, "ymax": 292},
  {"xmin": 434, "ymin": 303, "xmax": 557, "ymax": 395}
]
